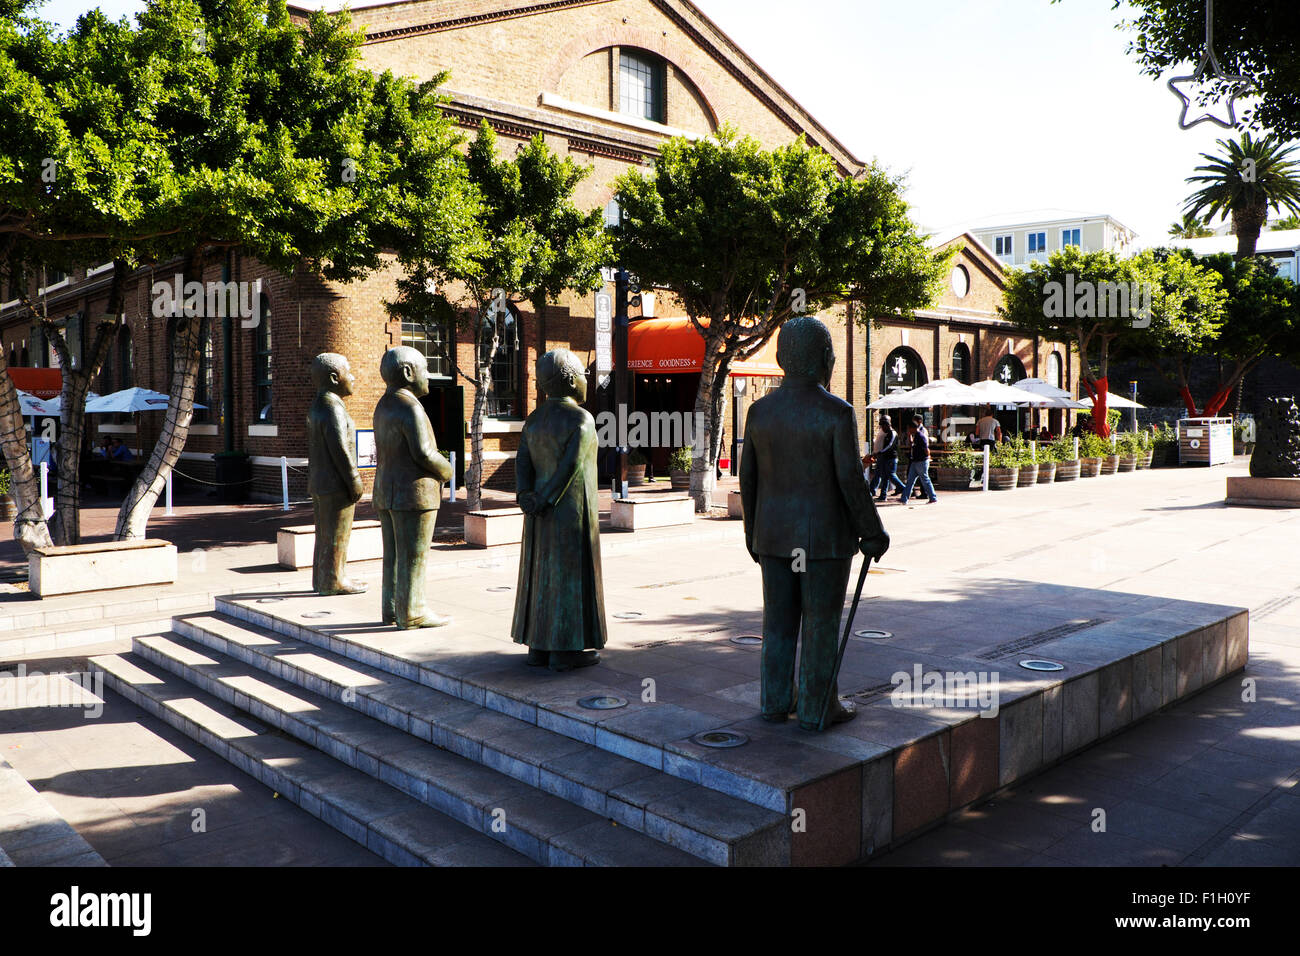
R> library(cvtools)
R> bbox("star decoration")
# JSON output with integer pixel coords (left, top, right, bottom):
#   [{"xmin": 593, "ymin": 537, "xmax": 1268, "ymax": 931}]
[{"xmin": 1167, "ymin": 0, "xmax": 1254, "ymax": 130}]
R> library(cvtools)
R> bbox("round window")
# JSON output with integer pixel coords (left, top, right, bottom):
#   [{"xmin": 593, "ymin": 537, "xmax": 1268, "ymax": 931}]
[{"xmin": 950, "ymin": 265, "xmax": 970, "ymax": 298}]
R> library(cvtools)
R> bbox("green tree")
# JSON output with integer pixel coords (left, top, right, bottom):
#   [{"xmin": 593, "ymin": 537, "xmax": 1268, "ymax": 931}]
[
  {"xmin": 1272, "ymin": 213, "xmax": 1300, "ymax": 231},
  {"xmin": 1184, "ymin": 133, "xmax": 1300, "ymax": 259},
  {"xmin": 1112, "ymin": 0, "xmax": 1300, "ymax": 140},
  {"xmin": 1168, "ymin": 212, "xmax": 1214, "ymax": 238},
  {"xmin": 17, "ymin": 0, "xmax": 476, "ymax": 541},
  {"xmin": 387, "ymin": 122, "xmax": 610, "ymax": 511},
  {"xmin": 612, "ymin": 128, "xmax": 947, "ymax": 510},
  {"xmin": 1001, "ymin": 247, "xmax": 1178, "ymax": 437}
]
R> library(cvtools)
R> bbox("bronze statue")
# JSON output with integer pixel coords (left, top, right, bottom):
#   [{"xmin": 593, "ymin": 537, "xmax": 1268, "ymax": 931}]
[
  {"xmin": 511, "ymin": 348, "xmax": 607, "ymax": 671},
  {"xmin": 739, "ymin": 316, "xmax": 890, "ymax": 731},
  {"xmin": 373, "ymin": 346, "xmax": 454, "ymax": 628},
  {"xmin": 306, "ymin": 352, "xmax": 367, "ymax": 596}
]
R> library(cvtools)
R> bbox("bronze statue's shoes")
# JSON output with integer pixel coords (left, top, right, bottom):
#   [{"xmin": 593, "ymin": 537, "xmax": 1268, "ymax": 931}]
[
  {"xmin": 760, "ymin": 711, "xmax": 789, "ymax": 723},
  {"xmin": 323, "ymin": 579, "xmax": 368, "ymax": 595},
  {"xmin": 549, "ymin": 650, "xmax": 600, "ymax": 672},
  {"xmin": 403, "ymin": 611, "xmax": 452, "ymax": 629},
  {"xmin": 526, "ymin": 648, "xmax": 549, "ymax": 667},
  {"xmin": 799, "ymin": 699, "xmax": 857, "ymax": 732}
]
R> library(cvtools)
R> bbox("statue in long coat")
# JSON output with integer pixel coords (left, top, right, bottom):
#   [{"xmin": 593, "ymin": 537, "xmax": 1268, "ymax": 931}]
[{"xmin": 511, "ymin": 348, "xmax": 607, "ymax": 672}]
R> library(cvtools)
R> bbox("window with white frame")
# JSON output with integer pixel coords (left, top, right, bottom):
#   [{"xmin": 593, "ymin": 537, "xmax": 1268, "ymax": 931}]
[
  {"xmin": 994, "ymin": 235, "xmax": 1013, "ymax": 257},
  {"xmin": 1028, "ymin": 232, "xmax": 1047, "ymax": 254},
  {"xmin": 619, "ymin": 50, "xmax": 666, "ymax": 123},
  {"xmin": 1061, "ymin": 228, "xmax": 1081, "ymax": 248}
]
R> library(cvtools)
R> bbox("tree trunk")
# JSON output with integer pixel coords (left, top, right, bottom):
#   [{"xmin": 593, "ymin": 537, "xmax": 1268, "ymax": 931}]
[
  {"xmin": 1232, "ymin": 203, "xmax": 1265, "ymax": 260},
  {"xmin": 1081, "ymin": 376, "xmax": 1111, "ymax": 437},
  {"xmin": 114, "ymin": 254, "xmax": 204, "ymax": 540},
  {"xmin": 466, "ymin": 363, "xmax": 490, "ymax": 512},
  {"xmin": 688, "ymin": 335, "xmax": 727, "ymax": 512},
  {"xmin": 0, "ymin": 350, "xmax": 52, "ymax": 553}
]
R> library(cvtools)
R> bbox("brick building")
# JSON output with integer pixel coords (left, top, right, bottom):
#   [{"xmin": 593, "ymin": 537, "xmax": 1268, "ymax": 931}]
[{"xmin": 1, "ymin": 0, "xmax": 1077, "ymax": 500}]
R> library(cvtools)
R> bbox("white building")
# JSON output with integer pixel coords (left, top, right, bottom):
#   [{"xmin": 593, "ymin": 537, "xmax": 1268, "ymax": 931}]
[
  {"xmin": 1163, "ymin": 228, "xmax": 1300, "ymax": 284},
  {"xmin": 964, "ymin": 210, "xmax": 1138, "ymax": 270}
]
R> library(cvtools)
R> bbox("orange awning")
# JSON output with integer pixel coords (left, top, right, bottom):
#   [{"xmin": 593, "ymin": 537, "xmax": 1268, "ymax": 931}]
[
  {"xmin": 7, "ymin": 367, "xmax": 62, "ymax": 399},
  {"xmin": 626, "ymin": 317, "xmax": 783, "ymax": 377}
]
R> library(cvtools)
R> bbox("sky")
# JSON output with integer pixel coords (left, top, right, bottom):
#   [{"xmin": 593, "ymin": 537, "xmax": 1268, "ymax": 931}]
[{"xmin": 29, "ymin": 0, "xmax": 1277, "ymax": 244}]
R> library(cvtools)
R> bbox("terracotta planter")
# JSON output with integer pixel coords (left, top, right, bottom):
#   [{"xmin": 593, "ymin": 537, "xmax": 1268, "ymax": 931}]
[
  {"xmin": 1100, "ymin": 455, "xmax": 1120, "ymax": 475},
  {"xmin": 1016, "ymin": 463, "xmax": 1039, "ymax": 486},
  {"xmin": 1116, "ymin": 455, "xmax": 1139, "ymax": 473},
  {"xmin": 670, "ymin": 470, "xmax": 690, "ymax": 490},
  {"xmin": 1079, "ymin": 457, "xmax": 1103, "ymax": 477},
  {"xmin": 932, "ymin": 466, "xmax": 973, "ymax": 492},
  {"xmin": 987, "ymin": 466, "xmax": 1019, "ymax": 490},
  {"xmin": 1054, "ymin": 459, "xmax": 1080, "ymax": 481},
  {"xmin": 1036, "ymin": 461, "xmax": 1057, "ymax": 483},
  {"xmin": 627, "ymin": 464, "xmax": 646, "ymax": 487}
]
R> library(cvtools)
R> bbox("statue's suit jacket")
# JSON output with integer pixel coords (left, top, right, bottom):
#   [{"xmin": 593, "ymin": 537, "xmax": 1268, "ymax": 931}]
[
  {"xmin": 373, "ymin": 389, "xmax": 453, "ymax": 511},
  {"xmin": 306, "ymin": 391, "xmax": 360, "ymax": 498},
  {"xmin": 739, "ymin": 381, "xmax": 884, "ymax": 560}
]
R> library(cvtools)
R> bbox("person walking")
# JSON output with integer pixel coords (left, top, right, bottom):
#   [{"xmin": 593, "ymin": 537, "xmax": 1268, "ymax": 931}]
[
  {"xmin": 868, "ymin": 414, "xmax": 906, "ymax": 501},
  {"xmin": 898, "ymin": 416, "xmax": 938, "ymax": 504}
]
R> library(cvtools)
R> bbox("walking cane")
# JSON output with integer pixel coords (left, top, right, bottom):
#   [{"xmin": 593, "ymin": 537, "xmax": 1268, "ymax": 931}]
[{"xmin": 817, "ymin": 551, "xmax": 875, "ymax": 731}]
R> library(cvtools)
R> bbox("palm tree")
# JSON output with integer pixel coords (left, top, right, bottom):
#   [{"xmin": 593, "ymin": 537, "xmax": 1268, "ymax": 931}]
[
  {"xmin": 1184, "ymin": 133, "xmax": 1300, "ymax": 258},
  {"xmin": 1167, "ymin": 212, "xmax": 1214, "ymax": 239}
]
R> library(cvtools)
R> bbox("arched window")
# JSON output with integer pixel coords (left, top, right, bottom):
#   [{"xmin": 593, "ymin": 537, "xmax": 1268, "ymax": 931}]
[
  {"xmin": 951, "ymin": 342, "xmax": 971, "ymax": 383},
  {"xmin": 993, "ymin": 353, "xmax": 1026, "ymax": 386},
  {"xmin": 619, "ymin": 50, "xmax": 666, "ymax": 123},
  {"xmin": 1046, "ymin": 351, "xmax": 1063, "ymax": 389},
  {"xmin": 252, "ymin": 294, "xmax": 273, "ymax": 423},
  {"xmin": 483, "ymin": 301, "xmax": 519, "ymax": 419},
  {"xmin": 880, "ymin": 346, "xmax": 928, "ymax": 396}
]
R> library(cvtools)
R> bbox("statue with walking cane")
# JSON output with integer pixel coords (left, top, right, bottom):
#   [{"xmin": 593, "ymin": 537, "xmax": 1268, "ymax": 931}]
[
  {"xmin": 739, "ymin": 316, "xmax": 891, "ymax": 731},
  {"xmin": 306, "ymin": 352, "xmax": 367, "ymax": 596}
]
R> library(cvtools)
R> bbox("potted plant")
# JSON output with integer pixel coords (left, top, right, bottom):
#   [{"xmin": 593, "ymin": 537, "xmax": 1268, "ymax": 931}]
[
  {"xmin": 1115, "ymin": 432, "xmax": 1142, "ymax": 472},
  {"xmin": 627, "ymin": 448, "xmax": 647, "ymax": 486},
  {"xmin": 1011, "ymin": 436, "xmax": 1038, "ymax": 486},
  {"xmin": 1133, "ymin": 429, "xmax": 1155, "ymax": 469},
  {"xmin": 668, "ymin": 445, "xmax": 692, "ymax": 490},
  {"xmin": 0, "ymin": 468, "xmax": 14, "ymax": 521},
  {"xmin": 1050, "ymin": 435, "xmax": 1080, "ymax": 481},
  {"xmin": 1150, "ymin": 423, "xmax": 1177, "ymax": 467},
  {"xmin": 1035, "ymin": 440, "xmax": 1059, "ymax": 483},
  {"xmin": 933, "ymin": 448, "xmax": 979, "ymax": 491},
  {"xmin": 1099, "ymin": 435, "xmax": 1121, "ymax": 474},
  {"xmin": 986, "ymin": 442, "xmax": 1019, "ymax": 490},
  {"xmin": 1078, "ymin": 432, "xmax": 1109, "ymax": 477}
]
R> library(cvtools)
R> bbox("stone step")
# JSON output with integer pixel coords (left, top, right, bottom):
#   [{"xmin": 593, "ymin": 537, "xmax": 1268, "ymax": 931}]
[
  {"xmin": 88, "ymin": 651, "xmax": 535, "ymax": 867},
  {"xmin": 147, "ymin": 623, "xmax": 785, "ymax": 865},
  {"xmin": 208, "ymin": 597, "xmax": 814, "ymax": 815}
]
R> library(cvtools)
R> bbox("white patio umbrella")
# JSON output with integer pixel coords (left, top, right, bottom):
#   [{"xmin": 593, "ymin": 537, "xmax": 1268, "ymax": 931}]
[
  {"xmin": 85, "ymin": 386, "xmax": 204, "ymax": 414},
  {"xmin": 16, "ymin": 389, "xmax": 55, "ymax": 417},
  {"xmin": 1013, "ymin": 378, "xmax": 1089, "ymax": 409},
  {"xmin": 42, "ymin": 391, "xmax": 99, "ymax": 415},
  {"xmin": 969, "ymin": 379, "xmax": 1054, "ymax": 406},
  {"xmin": 1077, "ymin": 391, "xmax": 1144, "ymax": 410},
  {"xmin": 868, "ymin": 378, "xmax": 984, "ymax": 409}
]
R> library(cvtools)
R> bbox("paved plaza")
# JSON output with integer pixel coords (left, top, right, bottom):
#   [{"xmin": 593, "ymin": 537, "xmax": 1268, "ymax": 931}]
[{"xmin": 1, "ymin": 458, "xmax": 1297, "ymax": 865}]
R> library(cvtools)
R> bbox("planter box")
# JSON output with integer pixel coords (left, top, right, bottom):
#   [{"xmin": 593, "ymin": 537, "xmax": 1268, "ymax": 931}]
[
  {"xmin": 987, "ymin": 466, "xmax": 1019, "ymax": 490},
  {"xmin": 727, "ymin": 490, "xmax": 744, "ymax": 519},
  {"xmin": 1036, "ymin": 462, "xmax": 1057, "ymax": 484},
  {"xmin": 278, "ymin": 520, "xmax": 384, "ymax": 569},
  {"xmin": 1100, "ymin": 455, "xmax": 1120, "ymax": 475},
  {"xmin": 463, "ymin": 509, "xmax": 526, "ymax": 548},
  {"xmin": 1079, "ymin": 457, "xmax": 1103, "ymax": 478},
  {"xmin": 1016, "ymin": 464, "xmax": 1039, "ymax": 487},
  {"xmin": 611, "ymin": 495, "xmax": 695, "ymax": 531},
  {"xmin": 1054, "ymin": 459, "xmax": 1080, "ymax": 481},
  {"xmin": 932, "ymin": 466, "xmax": 973, "ymax": 492},
  {"xmin": 1225, "ymin": 476, "xmax": 1300, "ymax": 508},
  {"xmin": 29, "ymin": 539, "xmax": 177, "ymax": 597},
  {"xmin": 1116, "ymin": 455, "xmax": 1139, "ymax": 473}
]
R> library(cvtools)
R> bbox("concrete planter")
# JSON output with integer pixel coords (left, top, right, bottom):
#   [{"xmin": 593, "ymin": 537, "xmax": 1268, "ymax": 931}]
[
  {"xmin": 1016, "ymin": 463, "xmax": 1039, "ymax": 486},
  {"xmin": 1100, "ymin": 455, "xmax": 1121, "ymax": 475},
  {"xmin": 1054, "ymin": 459, "xmax": 1080, "ymax": 481},
  {"xmin": 1116, "ymin": 455, "xmax": 1139, "ymax": 473},
  {"xmin": 1226, "ymin": 476, "xmax": 1300, "ymax": 508},
  {"xmin": 1079, "ymin": 457, "xmax": 1103, "ymax": 478},
  {"xmin": 932, "ymin": 466, "xmax": 974, "ymax": 491},
  {"xmin": 1036, "ymin": 461, "xmax": 1057, "ymax": 483},
  {"xmin": 987, "ymin": 466, "xmax": 1019, "ymax": 490}
]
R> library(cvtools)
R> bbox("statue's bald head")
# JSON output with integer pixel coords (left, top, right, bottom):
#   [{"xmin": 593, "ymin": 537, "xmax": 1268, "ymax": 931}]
[
  {"xmin": 380, "ymin": 346, "xmax": 429, "ymax": 396},
  {"xmin": 777, "ymin": 316, "xmax": 834, "ymax": 384}
]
